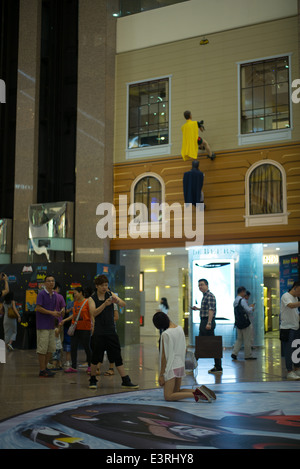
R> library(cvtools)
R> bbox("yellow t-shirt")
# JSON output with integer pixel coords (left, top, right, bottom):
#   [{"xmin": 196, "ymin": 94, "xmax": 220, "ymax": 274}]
[{"xmin": 181, "ymin": 120, "xmax": 198, "ymax": 161}]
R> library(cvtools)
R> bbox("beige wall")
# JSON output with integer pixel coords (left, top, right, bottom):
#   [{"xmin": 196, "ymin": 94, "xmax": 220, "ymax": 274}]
[
  {"xmin": 116, "ymin": 0, "xmax": 297, "ymax": 53},
  {"xmin": 114, "ymin": 16, "xmax": 300, "ymax": 164}
]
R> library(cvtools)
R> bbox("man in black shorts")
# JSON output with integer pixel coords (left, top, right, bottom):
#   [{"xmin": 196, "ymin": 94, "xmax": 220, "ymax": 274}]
[{"xmin": 88, "ymin": 274, "xmax": 138, "ymax": 390}]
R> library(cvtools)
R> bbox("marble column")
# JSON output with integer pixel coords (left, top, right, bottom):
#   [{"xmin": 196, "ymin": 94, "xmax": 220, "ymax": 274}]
[
  {"xmin": 75, "ymin": 0, "xmax": 118, "ymax": 263},
  {"xmin": 12, "ymin": 0, "xmax": 41, "ymax": 263}
]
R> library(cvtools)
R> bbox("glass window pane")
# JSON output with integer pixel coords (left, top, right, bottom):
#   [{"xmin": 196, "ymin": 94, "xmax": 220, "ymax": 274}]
[
  {"xmin": 241, "ymin": 117, "xmax": 253, "ymax": 134},
  {"xmin": 253, "ymin": 86, "xmax": 264, "ymax": 109},
  {"xmin": 253, "ymin": 62, "xmax": 264, "ymax": 86},
  {"xmin": 241, "ymin": 65, "xmax": 253, "ymax": 88},
  {"xmin": 276, "ymin": 58, "xmax": 289, "ymax": 83},
  {"xmin": 277, "ymin": 82, "xmax": 289, "ymax": 106},
  {"xmin": 128, "ymin": 78, "xmax": 169, "ymax": 148},
  {"xmin": 149, "ymin": 103, "xmax": 159, "ymax": 125},
  {"xmin": 242, "ymin": 88, "xmax": 253, "ymax": 110},
  {"xmin": 265, "ymin": 84, "xmax": 276, "ymax": 108},
  {"xmin": 253, "ymin": 108, "xmax": 265, "ymax": 117},
  {"xmin": 265, "ymin": 115, "xmax": 276, "ymax": 131},
  {"xmin": 134, "ymin": 176, "xmax": 162, "ymax": 222},
  {"xmin": 253, "ymin": 117, "xmax": 265, "ymax": 132},
  {"xmin": 264, "ymin": 62, "xmax": 276, "ymax": 85},
  {"xmin": 276, "ymin": 113, "xmax": 290, "ymax": 129},
  {"xmin": 240, "ymin": 56, "xmax": 290, "ymax": 135}
]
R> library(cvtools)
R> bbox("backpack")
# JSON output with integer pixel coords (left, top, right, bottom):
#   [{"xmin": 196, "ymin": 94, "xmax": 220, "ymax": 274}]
[{"xmin": 234, "ymin": 298, "xmax": 251, "ymax": 330}]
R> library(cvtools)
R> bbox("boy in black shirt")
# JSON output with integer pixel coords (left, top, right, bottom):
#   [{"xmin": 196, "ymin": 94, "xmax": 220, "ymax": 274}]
[{"xmin": 88, "ymin": 275, "xmax": 138, "ymax": 390}]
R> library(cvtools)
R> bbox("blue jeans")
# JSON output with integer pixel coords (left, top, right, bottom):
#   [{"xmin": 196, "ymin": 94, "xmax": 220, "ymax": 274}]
[{"xmin": 282, "ymin": 329, "xmax": 300, "ymax": 372}]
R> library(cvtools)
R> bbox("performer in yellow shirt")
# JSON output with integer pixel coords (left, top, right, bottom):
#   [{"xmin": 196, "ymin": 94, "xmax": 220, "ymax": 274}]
[{"xmin": 181, "ymin": 110, "xmax": 215, "ymax": 161}]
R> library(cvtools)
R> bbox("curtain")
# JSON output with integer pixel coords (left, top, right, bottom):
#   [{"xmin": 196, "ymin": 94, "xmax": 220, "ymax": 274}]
[{"xmin": 249, "ymin": 164, "xmax": 283, "ymax": 215}]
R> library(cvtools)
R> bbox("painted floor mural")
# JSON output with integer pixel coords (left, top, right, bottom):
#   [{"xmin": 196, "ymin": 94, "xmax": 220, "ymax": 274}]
[{"xmin": 0, "ymin": 381, "xmax": 300, "ymax": 450}]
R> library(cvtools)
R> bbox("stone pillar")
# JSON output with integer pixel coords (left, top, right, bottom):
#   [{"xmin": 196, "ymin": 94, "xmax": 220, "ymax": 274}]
[
  {"xmin": 12, "ymin": 0, "xmax": 41, "ymax": 263},
  {"xmin": 75, "ymin": 0, "xmax": 118, "ymax": 263}
]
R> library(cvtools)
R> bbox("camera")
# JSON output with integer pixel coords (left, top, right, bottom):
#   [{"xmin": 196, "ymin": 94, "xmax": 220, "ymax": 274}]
[{"xmin": 197, "ymin": 120, "xmax": 205, "ymax": 130}]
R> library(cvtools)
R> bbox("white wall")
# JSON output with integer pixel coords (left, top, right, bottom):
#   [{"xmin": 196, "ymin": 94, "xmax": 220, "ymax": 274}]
[{"xmin": 116, "ymin": 0, "xmax": 297, "ymax": 53}]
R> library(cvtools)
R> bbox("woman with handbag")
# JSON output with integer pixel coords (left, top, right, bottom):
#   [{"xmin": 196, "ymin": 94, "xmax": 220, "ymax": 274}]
[
  {"xmin": 3, "ymin": 292, "xmax": 21, "ymax": 351},
  {"xmin": 61, "ymin": 287, "xmax": 92, "ymax": 373}
]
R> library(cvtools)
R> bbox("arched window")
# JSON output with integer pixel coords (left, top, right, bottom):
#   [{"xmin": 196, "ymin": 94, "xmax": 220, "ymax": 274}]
[
  {"xmin": 131, "ymin": 173, "xmax": 164, "ymax": 224},
  {"xmin": 245, "ymin": 160, "xmax": 289, "ymax": 226}
]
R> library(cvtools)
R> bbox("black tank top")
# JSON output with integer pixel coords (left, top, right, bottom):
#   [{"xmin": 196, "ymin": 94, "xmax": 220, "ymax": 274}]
[{"xmin": 91, "ymin": 291, "xmax": 115, "ymax": 335}]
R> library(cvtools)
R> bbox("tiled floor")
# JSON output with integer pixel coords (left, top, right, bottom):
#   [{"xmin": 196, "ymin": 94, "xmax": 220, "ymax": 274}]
[{"xmin": 0, "ymin": 331, "xmax": 287, "ymax": 422}]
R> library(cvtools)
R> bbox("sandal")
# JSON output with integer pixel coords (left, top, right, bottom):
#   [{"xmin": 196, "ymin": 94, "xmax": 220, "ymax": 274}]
[{"xmin": 104, "ymin": 367, "xmax": 114, "ymax": 376}]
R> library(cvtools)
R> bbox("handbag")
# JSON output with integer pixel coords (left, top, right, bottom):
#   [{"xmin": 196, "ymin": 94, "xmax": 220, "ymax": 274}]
[
  {"xmin": 67, "ymin": 300, "xmax": 88, "ymax": 336},
  {"xmin": 185, "ymin": 350, "xmax": 197, "ymax": 371},
  {"xmin": 195, "ymin": 335, "xmax": 223, "ymax": 359},
  {"xmin": 7, "ymin": 306, "xmax": 17, "ymax": 319}
]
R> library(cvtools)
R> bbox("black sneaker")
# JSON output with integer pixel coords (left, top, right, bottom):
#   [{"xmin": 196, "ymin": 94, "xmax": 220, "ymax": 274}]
[
  {"xmin": 121, "ymin": 375, "xmax": 139, "ymax": 389},
  {"xmin": 89, "ymin": 376, "xmax": 98, "ymax": 389},
  {"xmin": 231, "ymin": 354, "xmax": 237, "ymax": 360},
  {"xmin": 208, "ymin": 367, "xmax": 222, "ymax": 374},
  {"xmin": 39, "ymin": 369, "xmax": 55, "ymax": 378}
]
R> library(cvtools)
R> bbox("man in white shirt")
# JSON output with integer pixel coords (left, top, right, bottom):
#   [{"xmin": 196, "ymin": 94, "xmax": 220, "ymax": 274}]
[
  {"xmin": 280, "ymin": 281, "xmax": 300, "ymax": 380},
  {"xmin": 231, "ymin": 286, "xmax": 256, "ymax": 360}
]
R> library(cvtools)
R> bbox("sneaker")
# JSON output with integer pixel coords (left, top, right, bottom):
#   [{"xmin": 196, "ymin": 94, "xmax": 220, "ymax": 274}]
[
  {"xmin": 89, "ymin": 376, "xmax": 98, "ymax": 389},
  {"xmin": 7, "ymin": 344, "xmax": 14, "ymax": 351},
  {"xmin": 208, "ymin": 152, "xmax": 216, "ymax": 160},
  {"xmin": 287, "ymin": 371, "xmax": 300, "ymax": 380},
  {"xmin": 193, "ymin": 387, "xmax": 211, "ymax": 403},
  {"xmin": 121, "ymin": 375, "xmax": 139, "ymax": 389},
  {"xmin": 199, "ymin": 385, "xmax": 216, "ymax": 400},
  {"xmin": 64, "ymin": 367, "xmax": 77, "ymax": 373},
  {"xmin": 231, "ymin": 354, "xmax": 237, "ymax": 360},
  {"xmin": 208, "ymin": 367, "xmax": 222, "ymax": 374},
  {"xmin": 39, "ymin": 369, "xmax": 55, "ymax": 378}
]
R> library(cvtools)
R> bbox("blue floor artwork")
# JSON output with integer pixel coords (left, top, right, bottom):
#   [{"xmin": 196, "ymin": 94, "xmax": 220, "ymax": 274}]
[{"xmin": 0, "ymin": 381, "xmax": 300, "ymax": 450}]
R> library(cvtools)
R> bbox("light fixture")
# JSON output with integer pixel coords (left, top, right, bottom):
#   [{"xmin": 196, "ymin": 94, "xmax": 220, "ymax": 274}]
[{"xmin": 200, "ymin": 37, "xmax": 209, "ymax": 45}]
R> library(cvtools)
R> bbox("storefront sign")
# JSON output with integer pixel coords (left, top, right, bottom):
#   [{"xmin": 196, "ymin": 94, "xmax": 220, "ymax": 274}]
[{"xmin": 263, "ymin": 255, "xmax": 279, "ymax": 264}]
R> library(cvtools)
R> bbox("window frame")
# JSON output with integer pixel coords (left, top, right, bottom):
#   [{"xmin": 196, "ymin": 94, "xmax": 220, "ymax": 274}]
[
  {"xmin": 237, "ymin": 54, "xmax": 293, "ymax": 146},
  {"xmin": 130, "ymin": 173, "xmax": 165, "ymax": 234},
  {"xmin": 126, "ymin": 75, "xmax": 172, "ymax": 160},
  {"xmin": 244, "ymin": 160, "xmax": 289, "ymax": 227}
]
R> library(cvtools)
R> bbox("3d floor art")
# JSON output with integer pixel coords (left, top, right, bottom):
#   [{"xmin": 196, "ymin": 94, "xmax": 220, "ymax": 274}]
[{"xmin": 0, "ymin": 381, "xmax": 299, "ymax": 449}]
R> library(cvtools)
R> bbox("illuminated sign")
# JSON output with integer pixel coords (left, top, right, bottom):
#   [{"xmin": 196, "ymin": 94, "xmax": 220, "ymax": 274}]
[{"xmin": 263, "ymin": 255, "xmax": 279, "ymax": 265}]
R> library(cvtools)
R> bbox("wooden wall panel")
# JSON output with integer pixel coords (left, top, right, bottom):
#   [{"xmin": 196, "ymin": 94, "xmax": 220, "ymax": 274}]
[{"xmin": 110, "ymin": 142, "xmax": 300, "ymax": 250}]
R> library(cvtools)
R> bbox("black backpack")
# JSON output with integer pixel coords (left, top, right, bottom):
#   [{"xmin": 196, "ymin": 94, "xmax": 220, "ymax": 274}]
[{"xmin": 234, "ymin": 298, "xmax": 251, "ymax": 330}]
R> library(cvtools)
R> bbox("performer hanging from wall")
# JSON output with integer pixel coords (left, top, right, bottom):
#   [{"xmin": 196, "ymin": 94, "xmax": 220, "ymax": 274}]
[
  {"xmin": 183, "ymin": 160, "xmax": 204, "ymax": 206},
  {"xmin": 181, "ymin": 110, "xmax": 216, "ymax": 161}
]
